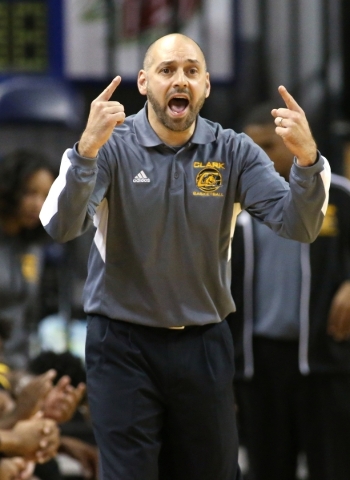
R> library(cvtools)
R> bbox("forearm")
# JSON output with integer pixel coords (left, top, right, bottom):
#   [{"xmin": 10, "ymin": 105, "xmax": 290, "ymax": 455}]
[
  {"xmin": 40, "ymin": 146, "xmax": 98, "ymax": 243},
  {"xmin": 242, "ymin": 148, "xmax": 331, "ymax": 243}
]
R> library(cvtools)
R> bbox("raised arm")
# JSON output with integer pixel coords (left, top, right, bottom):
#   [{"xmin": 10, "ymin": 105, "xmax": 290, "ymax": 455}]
[
  {"xmin": 238, "ymin": 85, "xmax": 331, "ymax": 243},
  {"xmin": 40, "ymin": 77, "xmax": 125, "ymax": 243}
]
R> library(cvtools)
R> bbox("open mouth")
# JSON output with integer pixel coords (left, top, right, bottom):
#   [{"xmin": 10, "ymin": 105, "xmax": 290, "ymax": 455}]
[{"xmin": 168, "ymin": 97, "xmax": 189, "ymax": 115}]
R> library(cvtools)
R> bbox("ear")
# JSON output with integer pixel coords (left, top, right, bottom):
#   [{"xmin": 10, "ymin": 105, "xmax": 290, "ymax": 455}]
[
  {"xmin": 138, "ymin": 70, "xmax": 147, "ymax": 96},
  {"xmin": 205, "ymin": 72, "xmax": 211, "ymax": 99}
]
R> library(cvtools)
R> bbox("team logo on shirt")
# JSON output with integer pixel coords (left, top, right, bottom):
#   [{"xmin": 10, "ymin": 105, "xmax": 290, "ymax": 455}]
[{"xmin": 195, "ymin": 167, "xmax": 222, "ymax": 193}]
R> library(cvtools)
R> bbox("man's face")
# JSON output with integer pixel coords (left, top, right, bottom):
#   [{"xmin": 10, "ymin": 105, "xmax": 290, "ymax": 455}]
[{"xmin": 138, "ymin": 35, "xmax": 210, "ymax": 134}]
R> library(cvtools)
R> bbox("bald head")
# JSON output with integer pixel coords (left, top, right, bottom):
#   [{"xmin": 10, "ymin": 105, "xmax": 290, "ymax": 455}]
[{"xmin": 143, "ymin": 34, "xmax": 207, "ymax": 72}]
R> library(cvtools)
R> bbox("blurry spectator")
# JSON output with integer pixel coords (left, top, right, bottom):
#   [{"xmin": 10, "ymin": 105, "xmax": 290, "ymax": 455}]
[
  {"xmin": 229, "ymin": 102, "xmax": 350, "ymax": 480},
  {"xmin": 28, "ymin": 351, "xmax": 98, "ymax": 480},
  {"xmin": 0, "ymin": 350, "xmax": 97, "ymax": 479},
  {"xmin": 0, "ymin": 149, "xmax": 59, "ymax": 369},
  {"xmin": 0, "ymin": 370, "xmax": 61, "ymax": 479},
  {"xmin": 0, "ymin": 149, "xmax": 96, "ymax": 478}
]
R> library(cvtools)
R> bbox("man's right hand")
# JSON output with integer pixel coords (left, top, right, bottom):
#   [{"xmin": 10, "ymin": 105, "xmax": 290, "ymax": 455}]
[{"xmin": 78, "ymin": 76, "xmax": 125, "ymax": 158}]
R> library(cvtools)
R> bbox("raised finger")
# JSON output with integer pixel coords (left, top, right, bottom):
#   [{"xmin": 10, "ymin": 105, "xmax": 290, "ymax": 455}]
[
  {"xmin": 96, "ymin": 76, "xmax": 122, "ymax": 102},
  {"xmin": 278, "ymin": 85, "xmax": 302, "ymax": 112}
]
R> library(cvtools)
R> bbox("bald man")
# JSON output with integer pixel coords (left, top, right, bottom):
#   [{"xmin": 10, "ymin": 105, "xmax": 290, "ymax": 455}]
[{"xmin": 40, "ymin": 34, "xmax": 330, "ymax": 479}]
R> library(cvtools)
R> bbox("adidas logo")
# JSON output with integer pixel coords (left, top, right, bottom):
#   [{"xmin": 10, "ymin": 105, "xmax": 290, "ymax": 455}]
[{"xmin": 133, "ymin": 171, "xmax": 150, "ymax": 183}]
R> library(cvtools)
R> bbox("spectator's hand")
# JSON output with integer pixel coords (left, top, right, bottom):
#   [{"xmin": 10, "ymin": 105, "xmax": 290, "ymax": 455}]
[
  {"xmin": 16, "ymin": 459, "xmax": 35, "ymax": 480},
  {"xmin": 0, "ymin": 370, "xmax": 56, "ymax": 430},
  {"xmin": 78, "ymin": 76, "xmax": 125, "ymax": 158},
  {"xmin": 271, "ymin": 86, "xmax": 317, "ymax": 167},
  {"xmin": 1, "ymin": 416, "xmax": 60, "ymax": 463},
  {"xmin": 12, "ymin": 370, "xmax": 56, "ymax": 421},
  {"xmin": 60, "ymin": 436, "xmax": 99, "ymax": 479},
  {"xmin": 43, "ymin": 376, "xmax": 86, "ymax": 424},
  {"xmin": 0, "ymin": 457, "xmax": 35, "ymax": 480},
  {"xmin": 327, "ymin": 280, "xmax": 350, "ymax": 341}
]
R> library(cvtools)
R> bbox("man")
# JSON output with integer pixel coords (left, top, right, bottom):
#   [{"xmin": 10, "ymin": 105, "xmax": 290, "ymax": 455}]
[
  {"xmin": 40, "ymin": 34, "xmax": 330, "ymax": 480},
  {"xmin": 229, "ymin": 102, "xmax": 350, "ymax": 480}
]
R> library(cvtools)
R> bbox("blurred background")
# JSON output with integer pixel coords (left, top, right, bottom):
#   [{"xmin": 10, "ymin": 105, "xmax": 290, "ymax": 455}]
[
  {"xmin": 0, "ymin": 2, "xmax": 349, "ymax": 478},
  {"xmin": 0, "ymin": 0, "xmax": 349, "ymax": 384},
  {"xmin": 0, "ymin": 0, "xmax": 349, "ymax": 173}
]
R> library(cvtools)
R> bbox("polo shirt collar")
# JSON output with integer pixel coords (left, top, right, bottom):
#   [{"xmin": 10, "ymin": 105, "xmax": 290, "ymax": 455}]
[{"xmin": 134, "ymin": 102, "xmax": 216, "ymax": 147}]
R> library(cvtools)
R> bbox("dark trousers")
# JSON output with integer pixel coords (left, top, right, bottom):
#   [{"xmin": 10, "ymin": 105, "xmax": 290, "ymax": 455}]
[
  {"xmin": 235, "ymin": 336, "xmax": 350, "ymax": 480},
  {"xmin": 85, "ymin": 315, "xmax": 242, "ymax": 480}
]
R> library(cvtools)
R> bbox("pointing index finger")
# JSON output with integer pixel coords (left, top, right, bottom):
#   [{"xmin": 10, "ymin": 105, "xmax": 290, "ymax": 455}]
[
  {"xmin": 97, "ymin": 76, "xmax": 122, "ymax": 101},
  {"xmin": 278, "ymin": 85, "xmax": 302, "ymax": 112}
]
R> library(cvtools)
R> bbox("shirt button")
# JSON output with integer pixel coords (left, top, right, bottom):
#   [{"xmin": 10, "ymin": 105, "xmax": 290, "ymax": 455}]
[{"xmin": 174, "ymin": 172, "xmax": 179, "ymax": 179}]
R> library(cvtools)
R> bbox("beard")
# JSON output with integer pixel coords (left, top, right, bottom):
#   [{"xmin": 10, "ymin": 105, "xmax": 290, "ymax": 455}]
[{"xmin": 147, "ymin": 87, "xmax": 207, "ymax": 132}]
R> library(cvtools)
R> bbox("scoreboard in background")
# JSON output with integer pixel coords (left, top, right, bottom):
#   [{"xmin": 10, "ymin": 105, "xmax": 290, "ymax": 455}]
[
  {"xmin": 0, "ymin": 0, "xmax": 63, "ymax": 76},
  {"xmin": 0, "ymin": 0, "xmax": 235, "ymax": 81}
]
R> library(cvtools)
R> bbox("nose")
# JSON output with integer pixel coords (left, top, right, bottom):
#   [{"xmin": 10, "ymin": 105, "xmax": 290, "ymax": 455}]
[{"xmin": 172, "ymin": 68, "xmax": 188, "ymax": 88}]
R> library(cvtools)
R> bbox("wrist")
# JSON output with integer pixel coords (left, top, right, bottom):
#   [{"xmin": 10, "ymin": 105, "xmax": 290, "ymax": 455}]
[
  {"xmin": 296, "ymin": 147, "xmax": 318, "ymax": 167},
  {"xmin": 77, "ymin": 137, "xmax": 99, "ymax": 159}
]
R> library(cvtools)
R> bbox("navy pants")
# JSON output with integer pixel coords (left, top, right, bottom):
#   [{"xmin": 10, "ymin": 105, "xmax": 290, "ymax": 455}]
[{"xmin": 85, "ymin": 315, "xmax": 242, "ymax": 480}]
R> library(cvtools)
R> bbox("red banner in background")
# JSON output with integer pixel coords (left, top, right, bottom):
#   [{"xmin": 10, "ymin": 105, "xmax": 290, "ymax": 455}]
[
  {"xmin": 122, "ymin": 0, "xmax": 201, "ymax": 39},
  {"xmin": 177, "ymin": 0, "xmax": 201, "ymax": 21},
  {"xmin": 64, "ymin": 0, "xmax": 234, "ymax": 81},
  {"xmin": 122, "ymin": 0, "xmax": 170, "ymax": 38}
]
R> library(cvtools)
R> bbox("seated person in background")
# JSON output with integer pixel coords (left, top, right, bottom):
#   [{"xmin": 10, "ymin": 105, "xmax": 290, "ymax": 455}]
[
  {"xmin": 0, "ymin": 321, "xmax": 94, "ymax": 479},
  {"xmin": 229, "ymin": 102, "xmax": 350, "ymax": 480},
  {"xmin": 0, "ymin": 147, "xmax": 94, "ymax": 478},
  {"xmin": 0, "ymin": 149, "xmax": 57, "ymax": 370},
  {"xmin": 0, "ymin": 369, "xmax": 61, "ymax": 480},
  {"xmin": 28, "ymin": 351, "xmax": 98, "ymax": 480},
  {"xmin": 0, "ymin": 358, "xmax": 96, "ymax": 479}
]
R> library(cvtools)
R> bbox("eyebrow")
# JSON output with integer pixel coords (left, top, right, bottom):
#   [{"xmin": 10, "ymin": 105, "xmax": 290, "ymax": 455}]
[{"xmin": 157, "ymin": 59, "xmax": 201, "ymax": 68}]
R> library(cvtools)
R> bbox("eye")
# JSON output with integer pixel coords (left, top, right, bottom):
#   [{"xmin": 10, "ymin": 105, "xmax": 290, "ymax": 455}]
[
  {"xmin": 188, "ymin": 67, "xmax": 198, "ymax": 75},
  {"xmin": 161, "ymin": 67, "xmax": 171, "ymax": 74}
]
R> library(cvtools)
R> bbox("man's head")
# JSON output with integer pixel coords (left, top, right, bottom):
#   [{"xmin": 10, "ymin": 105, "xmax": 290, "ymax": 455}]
[
  {"xmin": 243, "ymin": 102, "xmax": 294, "ymax": 180},
  {"xmin": 138, "ymin": 33, "xmax": 210, "ymax": 144}
]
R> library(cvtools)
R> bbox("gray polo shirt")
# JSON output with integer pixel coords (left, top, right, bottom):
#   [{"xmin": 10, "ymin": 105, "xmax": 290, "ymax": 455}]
[{"xmin": 40, "ymin": 104, "xmax": 330, "ymax": 327}]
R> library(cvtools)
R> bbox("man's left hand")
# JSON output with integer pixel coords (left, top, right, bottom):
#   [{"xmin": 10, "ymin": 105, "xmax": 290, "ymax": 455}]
[{"xmin": 271, "ymin": 85, "xmax": 317, "ymax": 167}]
